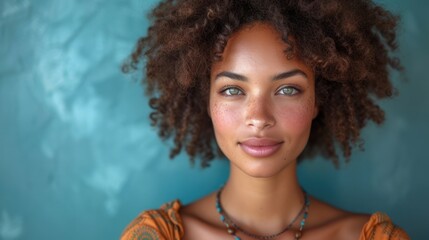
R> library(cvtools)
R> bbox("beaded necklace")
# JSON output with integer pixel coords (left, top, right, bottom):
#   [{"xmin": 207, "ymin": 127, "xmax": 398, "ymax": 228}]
[{"xmin": 216, "ymin": 188, "xmax": 310, "ymax": 240}]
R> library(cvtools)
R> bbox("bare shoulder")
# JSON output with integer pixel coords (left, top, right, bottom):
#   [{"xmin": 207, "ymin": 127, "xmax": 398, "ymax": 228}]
[
  {"xmin": 180, "ymin": 192, "xmax": 225, "ymax": 239},
  {"xmin": 306, "ymin": 197, "xmax": 370, "ymax": 240},
  {"xmin": 180, "ymin": 191, "xmax": 217, "ymax": 221}
]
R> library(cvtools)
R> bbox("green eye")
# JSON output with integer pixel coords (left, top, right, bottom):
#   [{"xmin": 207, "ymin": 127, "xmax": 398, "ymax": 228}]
[
  {"xmin": 277, "ymin": 86, "xmax": 299, "ymax": 96},
  {"xmin": 223, "ymin": 87, "xmax": 243, "ymax": 96}
]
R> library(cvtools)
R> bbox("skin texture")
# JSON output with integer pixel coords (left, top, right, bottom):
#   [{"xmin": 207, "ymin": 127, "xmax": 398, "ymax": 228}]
[
  {"xmin": 209, "ymin": 22, "xmax": 318, "ymax": 179},
  {"xmin": 180, "ymin": 22, "xmax": 370, "ymax": 240}
]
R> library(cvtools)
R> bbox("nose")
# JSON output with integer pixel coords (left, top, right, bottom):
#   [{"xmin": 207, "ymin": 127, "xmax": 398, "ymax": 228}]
[{"xmin": 245, "ymin": 96, "xmax": 275, "ymax": 130}]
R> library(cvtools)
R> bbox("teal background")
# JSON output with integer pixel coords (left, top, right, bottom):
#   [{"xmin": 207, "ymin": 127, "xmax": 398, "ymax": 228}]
[{"xmin": 0, "ymin": 0, "xmax": 428, "ymax": 239}]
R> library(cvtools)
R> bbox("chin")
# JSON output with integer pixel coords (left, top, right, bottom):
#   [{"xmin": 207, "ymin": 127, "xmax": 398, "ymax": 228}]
[{"xmin": 233, "ymin": 157, "xmax": 296, "ymax": 178}]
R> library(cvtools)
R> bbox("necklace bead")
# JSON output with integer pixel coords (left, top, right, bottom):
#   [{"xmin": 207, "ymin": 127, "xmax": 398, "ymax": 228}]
[{"xmin": 295, "ymin": 231, "xmax": 302, "ymax": 239}]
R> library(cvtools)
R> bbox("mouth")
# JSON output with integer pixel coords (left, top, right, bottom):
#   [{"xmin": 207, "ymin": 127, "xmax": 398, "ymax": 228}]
[{"xmin": 238, "ymin": 138, "xmax": 283, "ymax": 158}]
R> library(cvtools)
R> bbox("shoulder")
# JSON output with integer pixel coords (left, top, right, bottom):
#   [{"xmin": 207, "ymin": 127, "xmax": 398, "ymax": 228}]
[
  {"xmin": 359, "ymin": 212, "xmax": 410, "ymax": 240},
  {"xmin": 306, "ymin": 198, "xmax": 371, "ymax": 240},
  {"xmin": 307, "ymin": 198, "xmax": 409, "ymax": 240},
  {"xmin": 179, "ymin": 191, "xmax": 226, "ymax": 239},
  {"xmin": 120, "ymin": 200, "xmax": 184, "ymax": 240}
]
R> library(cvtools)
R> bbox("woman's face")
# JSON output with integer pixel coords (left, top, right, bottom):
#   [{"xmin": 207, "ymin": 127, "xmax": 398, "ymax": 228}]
[{"xmin": 209, "ymin": 22, "xmax": 318, "ymax": 178}]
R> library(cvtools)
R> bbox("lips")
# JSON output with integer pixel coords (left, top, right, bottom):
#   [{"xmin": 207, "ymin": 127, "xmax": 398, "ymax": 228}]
[{"xmin": 239, "ymin": 138, "xmax": 283, "ymax": 158}]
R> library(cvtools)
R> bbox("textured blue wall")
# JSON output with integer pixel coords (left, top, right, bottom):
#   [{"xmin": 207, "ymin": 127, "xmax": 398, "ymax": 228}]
[{"xmin": 0, "ymin": 0, "xmax": 428, "ymax": 239}]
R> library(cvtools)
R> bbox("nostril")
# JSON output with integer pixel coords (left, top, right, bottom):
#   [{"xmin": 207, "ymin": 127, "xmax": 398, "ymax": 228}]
[{"xmin": 246, "ymin": 118, "xmax": 275, "ymax": 130}]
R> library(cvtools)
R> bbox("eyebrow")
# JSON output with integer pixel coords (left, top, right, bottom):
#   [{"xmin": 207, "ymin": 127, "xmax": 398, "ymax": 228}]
[{"xmin": 214, "ymin": 69, "xmax": 308, "ymax": 81}]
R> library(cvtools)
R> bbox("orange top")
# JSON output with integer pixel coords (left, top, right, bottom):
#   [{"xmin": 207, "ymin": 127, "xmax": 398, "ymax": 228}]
[{"xmin": 120, "ymin": 200, "xmax": 410, "ymax": 240}]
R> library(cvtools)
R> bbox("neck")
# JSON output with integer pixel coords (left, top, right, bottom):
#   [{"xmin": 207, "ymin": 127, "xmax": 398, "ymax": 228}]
[{"xmin": 220, "ymin": 161, "xmax": 305, "ymax": 235}]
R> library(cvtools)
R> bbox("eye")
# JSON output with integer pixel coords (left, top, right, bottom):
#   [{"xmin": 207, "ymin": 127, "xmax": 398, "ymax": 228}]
[
  {"xmin": 221, "ymin": 87, "xmax": 243, "ymax": 96},
  {"xmin": 276, "ymin": 86, "xmax": 300, "ymax": 96}
]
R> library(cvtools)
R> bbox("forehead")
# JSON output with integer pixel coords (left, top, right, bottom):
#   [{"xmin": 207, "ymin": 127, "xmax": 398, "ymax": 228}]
[{"xmin": 211, "ymin": 22, "xmax": 313, "ymax": 78}]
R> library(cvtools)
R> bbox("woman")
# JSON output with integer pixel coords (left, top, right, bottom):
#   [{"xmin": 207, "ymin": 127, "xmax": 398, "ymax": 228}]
[{"xmin": 121, "ymin": 0, "xmax": 409, "ymax": 239}]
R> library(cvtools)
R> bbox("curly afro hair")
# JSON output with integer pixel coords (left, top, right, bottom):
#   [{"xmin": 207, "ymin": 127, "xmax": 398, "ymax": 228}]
[{"xmin": 123, "ymin": 0, "xmax": 402, "ymax": 168}]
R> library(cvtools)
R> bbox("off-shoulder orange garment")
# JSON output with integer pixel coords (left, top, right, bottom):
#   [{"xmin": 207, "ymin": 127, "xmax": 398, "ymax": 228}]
[{"xmin": 120, "ymin": 200, "xmax": 410, "ymax": 240}]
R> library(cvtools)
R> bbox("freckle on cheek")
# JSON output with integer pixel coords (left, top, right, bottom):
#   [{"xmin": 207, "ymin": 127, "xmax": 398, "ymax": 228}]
[{"xmin": 212, "ymin": 103, "xmax": 236, "ymax": 127}]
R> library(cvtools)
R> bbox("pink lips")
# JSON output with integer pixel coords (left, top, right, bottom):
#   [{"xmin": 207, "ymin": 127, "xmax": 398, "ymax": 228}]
[{"xmin": 239, "ymin": 138, "xmax": 283, "ymax": 158}]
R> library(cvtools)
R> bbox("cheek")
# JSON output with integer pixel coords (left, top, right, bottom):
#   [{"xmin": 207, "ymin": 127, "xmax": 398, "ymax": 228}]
[
  {"xmin": 210, "ymin": 102, "xmax": 241, "ymax": 132},
  {"xmin": 277, "ymin": 100, "xmax": 315, "ymax": 135}
]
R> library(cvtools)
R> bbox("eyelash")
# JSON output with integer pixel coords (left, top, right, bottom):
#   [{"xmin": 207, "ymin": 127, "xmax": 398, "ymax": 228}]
[
  {"xmin": 276, "ymin": 86, "xmax": 300, "ymax": 96},
  {"xmin": 220, "ymin": 86, "xmax": 244, "ymax": 96},
  {"xmin": 219, "ymin": 85, "xmax": 301, "ymax": 96}
]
